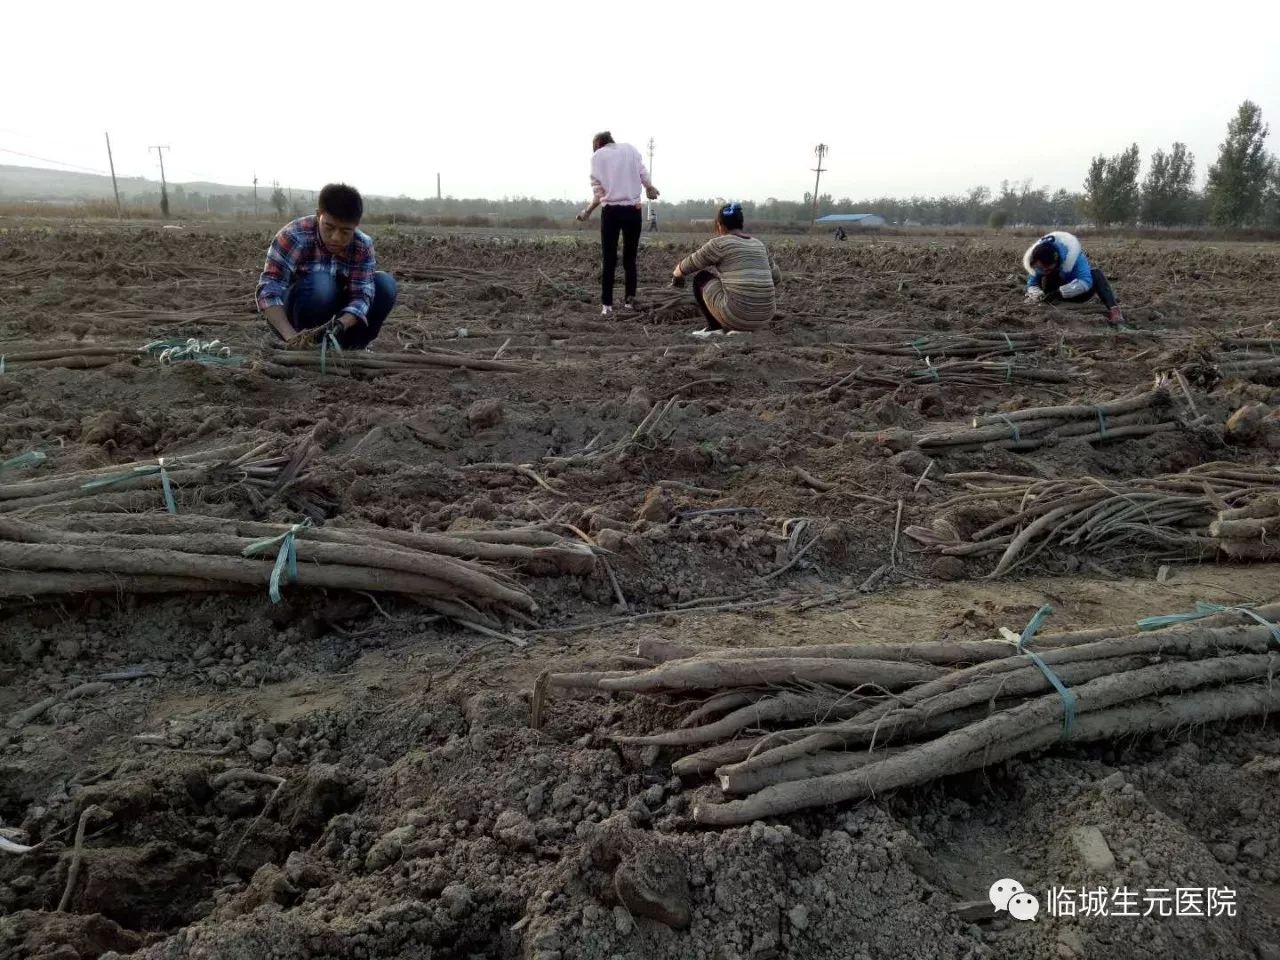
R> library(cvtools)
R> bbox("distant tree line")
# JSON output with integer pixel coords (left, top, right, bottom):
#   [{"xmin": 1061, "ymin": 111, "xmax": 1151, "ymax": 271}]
[
  {"xmin": 82, "ymin": 99, "xmax": 1280, "ymax": 229},
  {"xmin": 1079, "ymin": 101, "xmax": 1277, "ymax": 227},
  {"xmin": 828, "ymin": 100, "xmax": 1277, "ymax": 229}
]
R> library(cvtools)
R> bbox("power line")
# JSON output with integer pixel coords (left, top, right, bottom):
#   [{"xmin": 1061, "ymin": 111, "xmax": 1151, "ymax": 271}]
[{"xmin": 0, "ymin": 145, "xmax": 110, "ymax": 176}]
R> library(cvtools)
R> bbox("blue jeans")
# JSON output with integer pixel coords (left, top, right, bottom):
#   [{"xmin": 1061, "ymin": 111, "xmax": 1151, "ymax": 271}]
[{"xmin": 284, "ymin": 270, "xmax": 397, "ymax": 349}]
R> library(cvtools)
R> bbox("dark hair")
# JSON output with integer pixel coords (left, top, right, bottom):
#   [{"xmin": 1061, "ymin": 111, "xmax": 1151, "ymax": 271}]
[
  {"xmin": 592, "ymin": 131, "xmax": 615, "ymax": 151},
  {"xmin": 716, "ymin": 201, "xmax": 745, "ymax": 232},
  {"xmin": 1029, "ymin": 238, "xmax": 1059, "ymax": 268},
  {"xmin": 318, "ymin": 183, "xmax": 363, "ymax": 224}
]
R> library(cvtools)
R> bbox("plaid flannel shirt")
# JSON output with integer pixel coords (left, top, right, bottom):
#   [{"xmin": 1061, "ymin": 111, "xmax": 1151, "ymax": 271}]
[{"xmin": 255, "ymin": 215, "xmax": 377, "ymax": 321}]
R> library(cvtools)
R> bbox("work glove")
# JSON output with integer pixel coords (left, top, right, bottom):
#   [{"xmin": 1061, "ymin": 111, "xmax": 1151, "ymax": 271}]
[
  {"xmin": 1058, "ymin": 279, "xmax": 1089, "ymax": 299},
  {"xmin": 1024, "ymin": 286, "xmax": 1045, "ymax": 304}
]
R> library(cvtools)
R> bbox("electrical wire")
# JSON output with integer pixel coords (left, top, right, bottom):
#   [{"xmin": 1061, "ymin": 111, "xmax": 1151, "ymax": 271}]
[{"xmin": 0, "ymin": 145, "xmax": 109, "ymax": 176}]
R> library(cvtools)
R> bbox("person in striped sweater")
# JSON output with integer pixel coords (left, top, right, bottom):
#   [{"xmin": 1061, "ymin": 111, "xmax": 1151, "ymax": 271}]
[{"xmin": 671, "ymin": 202, "xmax": 781, "ymax": 338}]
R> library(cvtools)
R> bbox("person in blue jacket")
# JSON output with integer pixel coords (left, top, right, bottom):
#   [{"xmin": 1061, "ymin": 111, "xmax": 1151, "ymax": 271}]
[{"xmin": 1024, "ymin": 231, "xmax": 1124, "ymax": 324}]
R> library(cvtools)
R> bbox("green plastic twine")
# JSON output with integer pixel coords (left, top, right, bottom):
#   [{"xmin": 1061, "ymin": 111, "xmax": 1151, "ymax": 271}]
[
  {"xmin": 1004, "ymin": 364, "xmax": 1013, "ymax": 383},
  {"xmin": 0, "ymin": 450, "xmax": 46, "ymax": 472},
  {"xmin": 0, "ymin": 355, "xmax": 5, "ymax": 375},
  {"xmin": 1096, "ymin": 408, "xmax": 1108, "ymax": 438},
  {"xmin": 911, "ymin": 337, "xmax": 927, "ymax": 357},
  {"xmin": 1017, "ymin": 604, "xmax": 1077, "ymax": 738},
  {"xmin": 996, "ymin": 414, "xmax": 1022, "ymax": 443},
  {"xmin": 1003, "ymin": 333, "xmax": 1015, "ymax": 353},
  {"xmin": 142, "ymin": 338, "xmax": 241, "ymax": 367},
  {"xmin": 1137, "ymin": 601, "xmax": 1280, "ymax": 646},
  {"xmin": 242, "ymin": 519, "xmax": 312, "ymax": 603},
  {"xmin": 158, "ymin": 457, "xmax": 177, "ymax": 514},
  {"xmin": 82, "ymin": 459, "xmax": 177, "ymax": 513},
  {"xmin": 319, "ymin": 332, "xmax": 342, "ymax": 375}
]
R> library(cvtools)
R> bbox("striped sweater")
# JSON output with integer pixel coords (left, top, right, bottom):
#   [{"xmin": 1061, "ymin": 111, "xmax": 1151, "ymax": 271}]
[{"xmin": 677, "ymin": 234, "xmax": 780, "ymax": 330}]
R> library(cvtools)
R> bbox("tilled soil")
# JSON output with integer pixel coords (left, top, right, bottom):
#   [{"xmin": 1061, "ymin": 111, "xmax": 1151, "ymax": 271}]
[{"xmin": 1, "ymin": 223, "xmax": 1278, "ymax": 959}]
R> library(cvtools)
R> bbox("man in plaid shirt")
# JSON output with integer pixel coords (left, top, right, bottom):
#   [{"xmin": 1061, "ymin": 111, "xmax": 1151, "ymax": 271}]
[{"xmin": 256, "ymin": 183, "xmax": 397, "ymax": 349}]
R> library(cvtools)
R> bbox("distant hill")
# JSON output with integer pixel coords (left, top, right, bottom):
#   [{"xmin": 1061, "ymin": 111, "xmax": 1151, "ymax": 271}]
[{"xmin": 0, "ymin": 163, "xmax": 262, "ymax": 202}]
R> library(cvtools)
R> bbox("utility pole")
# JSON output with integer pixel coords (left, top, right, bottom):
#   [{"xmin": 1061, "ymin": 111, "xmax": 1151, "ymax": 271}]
[
  {"xmin": 149, "ymin": 145, "xmax": 171, "ymax": 217},
  {"xmin": 253, "ymin": 173, "xmax": 259, "ymax": 217},
  {"xmin": 809, "ymin": 143, "xmax": 828, "ymax": 227},
  {"xmin": 436, "ymin": 172, "xmax": 441, "ymax": 201},
  {"xmin": 104, "ymin": 132, "xmax": 122, "ymax": 219}
]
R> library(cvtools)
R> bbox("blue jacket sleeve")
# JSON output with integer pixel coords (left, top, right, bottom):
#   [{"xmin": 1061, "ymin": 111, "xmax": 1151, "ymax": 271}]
[
  {"xmin": 1068, "ymin": 251, "xmax": 1093, "ymax": 289},
  {"xmin": 1057, "ymin": 252, "xmax": 1093, "ymax": 298},
  {"xmin": 1026, "ymin": 269, "xmax": 1042, "ymax": 290}
]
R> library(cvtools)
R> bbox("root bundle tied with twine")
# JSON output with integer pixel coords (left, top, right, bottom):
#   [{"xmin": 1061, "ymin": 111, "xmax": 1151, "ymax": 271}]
[
  {"xmin": 0, "ymin": 338, "xmax": 246, "ymax": 372},
  {"xmin": 543, "ymin": 602, "xmax": 1280, "ymax": 825},
  {"xmin": 913, "ymin": 385, "xmax": 1180, "ymax": 454},
  {"xmin": 1209, "ymin": 497, "xmax": 1280, "ymax": 560},
  {"xmin": 0, "ymin": 437, "xmax": 320, "ymax": 518},
  {"xmin": 0, "ymin": 512, "xmax": 597, "ymax": 625},
  {"xmin": 907, "ymin": 462, "xmax": 1280, "ymax": 577},
  {"xmin": 0, "ymin": 338, "xmax": 525, "ymax": 376},
  {"xmin": 263, "ymin": 346, "xmax": 525, "ymax": 376}
]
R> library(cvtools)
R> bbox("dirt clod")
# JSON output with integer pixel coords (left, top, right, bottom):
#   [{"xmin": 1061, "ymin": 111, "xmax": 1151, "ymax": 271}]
[
  {"xmin": 467, "ymin": 398, "xmax": 504, "ymax": 430},
  {"xmin": 614, "ymin": 843, "xmax": 692, "ymax": 930}
]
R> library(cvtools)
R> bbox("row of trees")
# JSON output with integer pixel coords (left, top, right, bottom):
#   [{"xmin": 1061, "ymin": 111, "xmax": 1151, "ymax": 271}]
[
  {"xmin": 48, "ymin": 100, "xmax": 1277, "ymax": 229},
  {"xmin": 1082, "ymin": 101, "xmax": 1278, "ymax": 227}
]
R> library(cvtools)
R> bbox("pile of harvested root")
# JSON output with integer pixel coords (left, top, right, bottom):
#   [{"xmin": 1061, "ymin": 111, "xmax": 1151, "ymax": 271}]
[
  {"xmin": 810, "ymin": 358, "xmax": 1079, "ymax": 395},
  {"xmin": 849, "ymin": 328, "xmax": 1194, "ymax": 364},
  {"xmin": 909, "ymin": 462, "xmax": 1280, "ymax": 576},
  {"xmin": 0, "ymin": 338, "xmax": 245, "ymax": 371},
  {"xmin": 1205, "ymin": 339, "xmax": 1280, "ymax": 383},
  {"xmin": 263, "ymin": 346, "xmax": 524, "ymax": 376},
  {"xmin": 0, "ymin": 438, "xmax": 322, "ymax": 518},
  {"xmin": 913, "ymin": 385, "xmax": 1183, "ymax": 454},
  {"xmin": 853, "ymin": 331, "xmax": 1050, "ymax": 359},
  {"xmin": 0, "ymin": 338, "xmax": 527, "ymax": 377},
  {"xmin": 0, "ymin": 513, "xmax": 595, "ymax": 626},
  {"xmin": 547, "ymin": 603, "xmax": 1280, "ymax": 825},
  {"xmin": 0, "ymin": 342, "xmax": 140, "ymax": 371},
  {"xmin": 1210, "ymin": 497, "xmax": 1280, "ymax": 560},
  {"xmin": 899, "ymin": 358, "xmax": 1076, "ymax": 388}
]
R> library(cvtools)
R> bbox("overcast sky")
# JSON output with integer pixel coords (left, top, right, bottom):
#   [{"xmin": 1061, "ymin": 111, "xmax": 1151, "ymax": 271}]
[{"xmin": 5, "ymin": 0, "xmax": 1279, "ymax": 204}]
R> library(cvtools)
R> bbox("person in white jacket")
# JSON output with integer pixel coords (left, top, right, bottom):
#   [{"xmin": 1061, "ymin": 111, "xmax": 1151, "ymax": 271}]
[
  {"xmin": 576, "ymin": 131, "xmax": 659, "ymax": 315},
  {"xmin": 1024, "ymin": 231, "xmax": 1124, "ymax": 325}
]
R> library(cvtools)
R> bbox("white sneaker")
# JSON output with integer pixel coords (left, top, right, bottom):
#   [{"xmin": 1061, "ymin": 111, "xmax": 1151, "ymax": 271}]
[
  {"xmin": 601, "ymin": 305, "xmax": 614, "ymax": 316},
  {"xmin": 691, "ymin": 327, "xmax": 724, "ymax": 339}
]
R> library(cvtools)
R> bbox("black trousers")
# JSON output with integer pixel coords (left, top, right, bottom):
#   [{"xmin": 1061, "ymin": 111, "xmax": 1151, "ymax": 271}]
[
  {"xmin": 601, "ymin": 204, "xmax": 642, "ymax": 305},
  {"xmin": 692, "ymin": 271, "xmax": 722, "ymax": 329},
  {"xmin": 281, "ymin": 270, "xmax": 398, "ymax": 349},
  {"xmin": 1043, "ymin": 266, "xmax": 1118, "ymax": 309}
]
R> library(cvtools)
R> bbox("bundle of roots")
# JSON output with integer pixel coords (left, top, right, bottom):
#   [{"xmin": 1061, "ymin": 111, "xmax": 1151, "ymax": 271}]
[
  {"xmin": 546, "ymin": 604, "xmax": 1280, "ymax": 825},
  {"xmin": 0, "ymin": 512, "xmax": 597, "ymax": 624},
  {"xmin": 907, "ymin": 463, "xmax": 1280, "ymax": 576}
]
